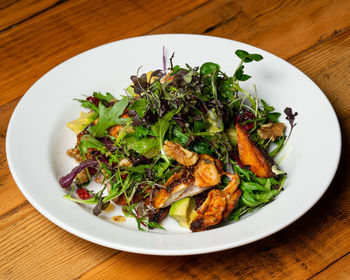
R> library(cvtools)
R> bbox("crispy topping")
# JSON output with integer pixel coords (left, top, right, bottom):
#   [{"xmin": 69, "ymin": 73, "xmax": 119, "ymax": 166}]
[
  {"xmin": 257, "ymin": 122, "xmax": 286, "ymax": 141},
  {"xmin": 163, "ymin": 140, "xmax": 199, "ymax": 166}
]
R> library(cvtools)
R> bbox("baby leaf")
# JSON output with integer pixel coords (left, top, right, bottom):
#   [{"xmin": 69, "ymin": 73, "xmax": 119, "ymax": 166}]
[
  {"xmin": 129, "ymin": 99, "xmax": 148, "ymax": 118},
  {"xmin": 90, "ymin": 98, "xmax": 129, "ymax": 137}
]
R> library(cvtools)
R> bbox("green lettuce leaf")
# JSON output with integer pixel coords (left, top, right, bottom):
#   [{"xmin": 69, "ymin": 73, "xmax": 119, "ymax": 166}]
[{"xmin": 90, "ymin": 98, "xmax": 129, "ymax": 137}]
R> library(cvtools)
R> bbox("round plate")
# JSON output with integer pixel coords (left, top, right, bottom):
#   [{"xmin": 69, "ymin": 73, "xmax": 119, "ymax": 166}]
[{"xmin": 6, "ymin": 34, "xmax": 341, "ymax": 255}]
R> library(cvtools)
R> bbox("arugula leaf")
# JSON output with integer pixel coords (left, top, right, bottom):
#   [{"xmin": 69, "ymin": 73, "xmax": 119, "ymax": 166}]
[
  {"xmin": 269, "ymin": 136, "xmax": 285, "ymax": 157},
  {"xmin": 267, "ymin": 112, "xmax": 281, "ymax": 123},
  {"xmin": 123, "ymin": 135, "xmax": 159, "ymax": 158},
  {"xmin": 74, "ymin": 99, "xmax": 99, "ymax": 112},
  {"xmin": 93, "ymin": 92, "xmax": 115, "ymax": 103},
  {"xmin": 261, "ymin": 99, "xmax": 274, "ymax": 112},
  {"xmin": 129, "ymin": 99, "xmax": 148, "ymax": 118},
  {"xmin": 124, "ymin": 164, "xmax": 153, "ymax": 173},
  {"xmin": 171, "ymin": 125, "xmax": 188, "ymax": 146},
  {"xmin": 192, "ymin": 141, "xmax": 214, "ymax": 155},
  {"xmin": 151, "ymin": 109, "xmax": 180, "ymax": 160},
  {"xmin": 150, "ymin": 108, "xmax": 181, "ymax": 175},
  {"xmin": 240, "ymin": 181, "xmax": 267, "ymax": 192},
  {"xmin": 134, "ymin": 125, "xmax": 149, "ymax": 139},
  {"xmin": 78, "ymin": 134, "xmax": 106, "ymax": 157},
  {"xmin": 90, "ymin": 98, "xmax": 129, "ymax": 137}
]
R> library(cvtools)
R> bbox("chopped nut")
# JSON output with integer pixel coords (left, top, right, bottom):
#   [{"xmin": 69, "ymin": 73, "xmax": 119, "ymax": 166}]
[
  {"xmin": 75, "ymin": 169, "xmax": 89, "ymax": 185},
  {"xmin": 163, "ymin": 140, "xmax": 199, "ymax": 166},
  {"xmin": 119, "ymin": 158, "xmax": 133, "ymax": 167},
  {"xmin": 257, "ymin": 123, "xmax": 286, "ymax": 141},
  {"xmin": 66, "ymin": 147, "xmax": 83, "ymax": 162}
]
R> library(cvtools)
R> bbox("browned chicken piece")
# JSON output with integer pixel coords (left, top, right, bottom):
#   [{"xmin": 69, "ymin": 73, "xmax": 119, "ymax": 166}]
[
  {"xmin": 221, "ymin": 173, "xmax": 241, "ymax": 219},
  {"xmin": 236, "ymin": 123, "xmax": 274, "ymax": 178},
  {"xmin": 153, "ymin": 154, "xmax": 221, "ymax": 208},
  {"xmin": 163, "ymin": 140, "xmax": 199, "ymax": 166},
  {"xmin": 193, "ymin": 154, "xmax": 221, "ymax": 187},
  {"xmin": 190, "ymin": 189, "xmax": 227, "ymax": 232},
  {"xmin": 190, "ymin": 173, "xmax": 242, "ymax": 231},
  {"xmin": 149, "ymin": 207, "xmax": 170, "ymax": 225},
  {"xmin": 257, "ymin": 122, "xmax": 286, "ymax": 141},
  {"xmin": 113, "ymin": 182, "xmax": 150, "ymax": 206},
  {"xmin": 152, "ymin": 169, "xmax": 194, "ymax": 208}
]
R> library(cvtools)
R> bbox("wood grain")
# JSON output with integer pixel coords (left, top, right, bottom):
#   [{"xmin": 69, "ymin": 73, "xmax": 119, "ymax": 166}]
[
  {"xmin": 150, "ymin": 0, "xmax": 350, "ymax": 59},
  {"xmin": 0, "ymin": 0, "xmax": 59, "ymax": 31},
  {"xmin": 0, "ymin": 0, "xmax": 349, "ymax": 279},
  {"xmin": 0, "ymin": 0, "xmax": 208, "ymax": 107},
  {"xmin": 311, "ymin": 252, "xmax": 350, "ymax": 280},
  {"xmin": 0, "ymin": 203, "xmax": 116, "ymax": 279}
]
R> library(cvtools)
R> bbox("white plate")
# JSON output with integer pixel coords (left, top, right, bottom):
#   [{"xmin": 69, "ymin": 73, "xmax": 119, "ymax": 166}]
[{"xmin": 6, "ymin": 34, "xmax": 341, "ymax": 255}]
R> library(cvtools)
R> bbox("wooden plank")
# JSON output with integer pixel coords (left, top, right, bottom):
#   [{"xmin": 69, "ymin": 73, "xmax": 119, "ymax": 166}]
[
  {"xmin": 0, "ymin": 0, "xmax": 208, "ymax": 107},
  {"xmin": 0, "ymin": 136, "xmax": 28, "ymax": 216},
  {"xmin": 0, "ymin": 0, "xmax": 59, "ymax": 31},
  {"xmin": 150, "ymin": 0, "xmax": 350, "ymax": 60},
  {"xmin": 1, "ymin": 0, "xmax": 349, "ymax": 108},
  {"xmin": 288, "ymin": 29, "xmax": 350, "ymax": 121},
  {"xmin": 74, "ymin": 115, "xmax": 350, "ymax": 279},
  {"xmin": 311, "ymin": 252, "xmax": 350, "ymax": 280},
  {"xmin": 0, "ymin": 203, "xmax": 117, "ymax": 279}
]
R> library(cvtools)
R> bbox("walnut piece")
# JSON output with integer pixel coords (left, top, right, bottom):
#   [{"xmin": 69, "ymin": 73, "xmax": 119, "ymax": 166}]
[
  {"xmin": 66, "ymin": 147, "xmax": 83, "ymax": 162},
  {"xmin": 118, "ymin": 158, "xmax": 133, "ymax": 167},
  {"xmin": 163, "ymin": 140, "xmax": 199, "ymax": 166},
  {"xmin": 75, "ymin": 169, "xmax": 89, "ymax": 185},
  {"xmin": 257, "ymin": 123, "xmax": 286, "ymax": 141}
]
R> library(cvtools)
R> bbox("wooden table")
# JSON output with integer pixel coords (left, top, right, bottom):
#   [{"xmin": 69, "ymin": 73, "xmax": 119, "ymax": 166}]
[{"xmin": 1, "ymin": 0, "xmax": 349, "ymax": 279}]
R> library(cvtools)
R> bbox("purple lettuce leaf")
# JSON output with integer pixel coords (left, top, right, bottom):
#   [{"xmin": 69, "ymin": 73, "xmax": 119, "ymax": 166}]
[{"xmin": 59, "ymin": 160, "xmax": 99, "ymax": 188}]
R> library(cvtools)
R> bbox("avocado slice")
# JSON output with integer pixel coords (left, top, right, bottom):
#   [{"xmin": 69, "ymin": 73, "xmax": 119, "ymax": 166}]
[
  {"xmin": 67, "ymin": 111, "xmax": 98, "ymax": 134},
  {"xmin": 225, "ymin": 125, "xmax": 237, "ymax": 146},
  {"xmin": 169, "ymin": 197, "xmax": 197, "ymax": 228}
]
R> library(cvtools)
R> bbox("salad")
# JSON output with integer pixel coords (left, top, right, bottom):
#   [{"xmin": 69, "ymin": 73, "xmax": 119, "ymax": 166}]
[{"xmin": 59, "ymin": 49, "xmax": 297, "ymax": 232}]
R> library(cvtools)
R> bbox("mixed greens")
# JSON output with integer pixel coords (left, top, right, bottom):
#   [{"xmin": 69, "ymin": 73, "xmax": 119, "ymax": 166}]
[{"xmin": 59, "ymin": 49, "xmax": 297, "ymax": 231}]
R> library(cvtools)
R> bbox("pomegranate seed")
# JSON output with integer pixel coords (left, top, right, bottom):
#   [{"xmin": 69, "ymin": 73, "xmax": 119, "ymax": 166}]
[
  {"xmin": 86, "ymin": 96, "xmax": 99, "ymax": 106},
  {"xmin": 236, "ymin": 110, "xmax": 256, "ymax": 131},
  {"xmin": 77, "ymin": 188, "xmax": 91, "ymax": 200}
]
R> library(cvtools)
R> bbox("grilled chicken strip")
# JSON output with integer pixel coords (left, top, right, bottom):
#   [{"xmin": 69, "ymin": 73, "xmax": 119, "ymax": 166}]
[
  {"xmin": 153, "ymin": 154, "xmax": 221, "ymax": 208},
  {"xmin": 190, "ymin": 173, "xmax": 241, "ymax": 232}
]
